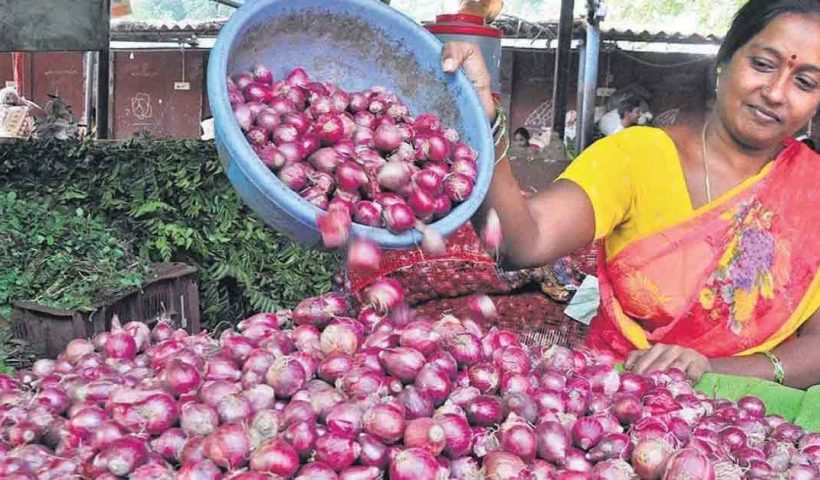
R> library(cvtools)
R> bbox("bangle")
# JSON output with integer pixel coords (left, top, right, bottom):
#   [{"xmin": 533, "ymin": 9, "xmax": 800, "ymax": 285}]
[{"xmin": 762, "ymin": 351, "xmax": 785, "ymax": 384}]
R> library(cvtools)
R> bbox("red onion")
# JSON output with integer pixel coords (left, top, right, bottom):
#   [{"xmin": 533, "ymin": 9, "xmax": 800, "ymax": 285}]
[
  {"xmin": 357, "ymin": 432, "xmax": 389, "ymax": 468},
  {"xmin": 587, "ymin": 432, "xmax": 632, "ymax": 462},
  {"xmin": 499, "ymin": 420, "xmax": 537, "ymax": 462},
  {"xmin": 772, "ymin": 422, "xmax": 804, "ymax": 443},
  {"xmin": 434, "ymin": 412, "xmax": 472, "ymax": 458},
  {"xmin": 352, "ymin": 201, "xmax": 382, "ymax": 227},
  {"xmin": 98, "ymin": 437, "xmax": 149, "ymax": 476},
  {"xmin": 397, "ymin": 386, "xmax": 434, "ymax": 419},
  {"xmin": 468, "ymin": 363, "xmax": 500, "ymax": 394},
  {"xmin": 244, "ymin": 82, "xmax": 271, "ymax": 103},
  {"xmin": 150, "ymin": 428, "xmax": 186, "ymax": 462},
  {"xmin": 414, "ymin": 113, "xmax": 441, "ymax": 133},
  {"xmin": 282, "ymin": 420, "xmax": 318, "ymax": 460},
  {"xmin": 378, "ymin": 347, "xmax": 425, "ymax": 382},
  {"xmin": 611, "ymin": 394, "xmax": 643, "ymax": 425},
  {"xmin": 662, "ymin": 448, "xmax": 714, "ymax": 479},
  {"xmin": 414, "ymin": 365, "xmax": 452, "ymax": 406},
  {"xmin": 163, "ymin": 358, "xmax": 202, "ymax": 396},
  {"xmin": 403, "ymin": 418, "xmax": 447, "ymax": 457},
  {"xmin": 278, "ymin": 162, "xmax": 309, "ymax": 190},
  {"xmin": 443, "ymin": 173, "xmax": 474, "ymax": 203},
  {"xmin": 364, "ymin": 279, "xmax": 403, "ymax": 314},
  {"xmin": 179, "ymin": 403, "xmax": 218, "ymax": 437},
  {"xmin": 447, "ymin": 333, "xmax": 483, "ymax": 367},
  {"xmin": 483, "ymin": 451, "xmax": 527, "ymax": 480},
  {"xmin": 177, "ymin": 459, "xmax": 221, "ymax": 480},
  {"xmin": 572, "ymin": 417, "xmax": 604, "ymax": 451},
  {"xmin": 466, "ymin": 395, "xmax": 503, "ymax": 427},
  {"xmin": 535, "ymin": 421, "xmax": 570, "ymax": 464},
  {"xmin": 414, "ymin": 169, "xmax": 443, "ymax": 195},
  {"xmin": 383, "ymin": 202, "xmax": 415, "ymax": 233},
  {"xmin": 266, "ymin": 357, "xmax": 307, "ymax": 399},
  {"xmin": 389, "ymin": 448, "xmax": 441, "ymax": 480},
  {"xmin": 452, "ymin": 157, "xmax": 478, "ymax": 181},
  {"xmin": 631, "ymin": 438, "xmax": 674, "ymax": 479},
  {"xmin": 363, "ymin": 402, "xmax": 405, "ymax": 444},
  {"xmin": 105, "ymin": 331, "xmax": 137, "ymax": 360},
  {"xmin": 315, "ymin": 432, "xmax": 361, "ymax": 472},
  {"xmin": 327, "ymin": 402, "xmax": 365, "ymax": 436},
  {"xmin": 247, "ymin": 437, "xmax": 299, "ymax": 477},
  {"xmin": 373, "ymin": 123, "xmax": 403, "ymax": 152}
]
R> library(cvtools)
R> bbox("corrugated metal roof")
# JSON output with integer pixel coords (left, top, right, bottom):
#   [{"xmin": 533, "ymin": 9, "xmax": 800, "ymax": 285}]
[
  {"xmin": 109, "ymin": 17, "xmax": 722, "ymax": 46},
  {"xmin": 492, "ymin": 16, "xmax": 722, "ymax": 45}
]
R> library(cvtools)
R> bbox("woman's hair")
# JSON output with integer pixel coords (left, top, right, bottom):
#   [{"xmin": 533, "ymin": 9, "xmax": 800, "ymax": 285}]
[
  {"xmin": 716, "ymin": 0, "xmax": 820, "ymax": 67},
  {"xmin": 616, "ymin": 95, "xmax": 642, "ymax": 117},
  {"xmin": 513, "ymin": 127, "xmax": 530, "ymax": 141}
]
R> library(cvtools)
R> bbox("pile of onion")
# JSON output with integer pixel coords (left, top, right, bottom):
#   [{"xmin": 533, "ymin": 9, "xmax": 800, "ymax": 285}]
[
  {"xmin": 0, "ymin": 264, "xmax": 815, "ymax": 479},
  {"xmin": 229, "ymin": 65, "xmax": 480, "ymax": 240}
]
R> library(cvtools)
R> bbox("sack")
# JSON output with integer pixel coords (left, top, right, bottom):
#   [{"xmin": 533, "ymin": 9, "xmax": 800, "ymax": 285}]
[{"xmin": 413, "ymin": 291, "xmax": 590, "ymax": 349}]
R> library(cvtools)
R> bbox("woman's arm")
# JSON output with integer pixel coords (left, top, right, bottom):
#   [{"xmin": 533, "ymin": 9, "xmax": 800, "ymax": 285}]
[
  {"xmin": 442, "ymin": 42, "xmax": 596, "ymax": 269},
  {"xmin": 627, "ymin": 309, "xmax": 820, "ymax": 389}
]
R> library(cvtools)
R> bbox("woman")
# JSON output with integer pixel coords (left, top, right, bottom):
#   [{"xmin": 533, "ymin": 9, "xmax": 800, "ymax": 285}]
[{"xmin": 442, "ymin": 0, "xmax": 820, "ymax": 388}]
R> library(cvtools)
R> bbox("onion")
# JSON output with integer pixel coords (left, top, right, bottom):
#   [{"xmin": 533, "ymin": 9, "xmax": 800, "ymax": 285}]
[
  {"xmin": 266, "ymin": 357, "xmax": 307, "ymax": 399},
  {"xmin": 443, "ymin": 173, "xmax": 474, "ymax": 202},
  {"xmin": 466, "ymin": 395, "xmax": 503, "ymax": 427},
  {"xmin": 400, "ymin": 320, "xmax": 440, "ymax": 355},
  {"xmin": 365, "ymin": 278, "xmax": 405, "ymax": 313},
  {"xmin": 611, "ymin": 394, "xmax": 643, "ymax": 425},
  {"xmin": 468, "ymin": 363, "xmax": 501, "ymax": 394},
  {"xmin": 318, "ymin": 353, "xmax": 354, "ymax": 383},
  {"xmin": 572, "ymin": 417, "xmax": 604, "ymax": 451},
  {"xmin": 389, "ymin": 448, "xmax": 441, "ymax": 480},
  {"xmin": 327, "ymin": 402, "xmax": 365, "ymax": 436},
  {"xmin": 415, "ymin": 365, "xmax": 452, "ymax": 406},
  {"xmin": 376, "ymin": 347, "xmax": 424, "ymax": 382},
  {"xmin": 498, "ymin": 420, "xmax": 537, "ymax": 462},
  {"xmin": 447, "ymin": 333, "xmax": 484, "ymax": 367},
  {"xmin": 383, "ymin": 202, "xmax": 416, "ymax": 233},
  {"xmin": 353, "ymin": 201, "xmax": 382, "ymax": 227},
  {"xmin": 587, "ymin": 432, "xmax": 632, "ymax": 463},
  {"xmin": 104, "ymin": 332, "xmax": 137, "ymax": 360},
  {"xmin": 98, "ymin": 437, "xmax": 149, "ymax": 476},
  {"xmin": 396, "ymin": 386, "xmax": 434, "ymax": 419},
  {"xmin": 356, "ymin": 432, "xmax": 389, "ymax": 468},
  {"xmin": 373, "ymin": 123, "xmax": 403, "ymax": 152},
  {"xmin": 282, "ymin": 420, "xmax": 318, "ymax": 460},
  {"xmin": 363, "ymin": 403, "xmax": 406, "ymax": 444},
  {"xmin": 180, "ymin": 403, "xmax": 218, "ymax": 437},
  {"xmin": 483, "ymin": 451, "xmax": 527, "ymax": 480},
  {"xmin": 535, "ymin": 421, "xmax": 570, "ymax": 464},
  {"xmin": 164, "ymin": 358, "xmax": 202, "ymax": 396},
  {"xmin": 772, "ymin": 422, "xmax": 804, "ymax": 443},
  {"xmin": 248, "ymin": 437, "xmax": 300, "ymax": 477},
  {"xmin": 631, "ymin": 438, "xmax": 674, "ymax": 479},
  {"xmin": 177, "ymin": 460, "xmax": 221, "ymax": 480},
  {"xmin": 403, "ymin": 418, "xmax": 447, "ymax": 457},
  {"xmin": 662, "ymin": 448, "xmax": 714, "ymax": 479},
  {"xmin": 315, "ymin": 432, "xmax": 361, "ymax": 472},
  {"xmin": 150, "ymin": 428, "xmax": 187, "ymax": 462},
  {"xmin": 278, "ymin": 162, "xmax": 309, "ymax": 190},
  {"xmin": 436, "ymin": 413, "xmax": 473, "ymax": 458}
]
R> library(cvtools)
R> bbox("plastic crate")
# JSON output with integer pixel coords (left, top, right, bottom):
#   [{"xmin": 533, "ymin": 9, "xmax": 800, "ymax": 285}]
[{"xmin": 10, "ymin": 263, "xmax": 200, "ymax": 358}]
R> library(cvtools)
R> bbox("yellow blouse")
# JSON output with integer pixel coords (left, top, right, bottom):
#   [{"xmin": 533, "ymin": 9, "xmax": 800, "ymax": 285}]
[{"xmin": 558, "ymin": 126, "xmax": 820, "ymax": 354}]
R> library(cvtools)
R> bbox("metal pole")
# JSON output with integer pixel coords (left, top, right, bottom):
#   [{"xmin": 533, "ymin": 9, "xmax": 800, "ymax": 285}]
[
  {"xmin": 575, "ymin": 40, "xmax": 586, "ymax": 154},
  {"xmin": 579, "ymin": 1, "xmax": 601, "ymax": 151},
  {"xmin": 550, "ymin": 0, "xmax": 575, "ymax": 139},
  {"xmin": 96, "ymin": 50, "xmax": 110, "ymax": 139},
  {"xmin": 83, "ymin": 52, "xmax": 96, "ymax": 134}
]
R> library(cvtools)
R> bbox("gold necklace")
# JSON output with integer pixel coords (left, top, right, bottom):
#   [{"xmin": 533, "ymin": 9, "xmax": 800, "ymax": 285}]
[{"xmin": 701, "ymin": 121, "xmax": 713, "ymax": 204}]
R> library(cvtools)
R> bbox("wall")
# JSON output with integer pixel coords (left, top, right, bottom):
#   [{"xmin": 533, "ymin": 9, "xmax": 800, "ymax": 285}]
[
  {"xmin": 0, "ymin": 52, "xmax": 86, "ymax": 122},
  {"xmin": 507, "ymin": 48, "xmax": 715, "ymax": 136},
  {"xmin": 111, "ymin": 49, "xmax": 206, "ymax": 139}
]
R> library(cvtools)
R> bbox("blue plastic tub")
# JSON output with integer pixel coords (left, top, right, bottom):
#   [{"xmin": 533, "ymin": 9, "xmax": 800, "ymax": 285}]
[{"xmin": 207, "ymin": 0, "xmax": 494, "ymax": 249}]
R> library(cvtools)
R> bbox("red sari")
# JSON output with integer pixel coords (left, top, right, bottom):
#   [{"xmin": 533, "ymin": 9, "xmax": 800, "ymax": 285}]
[{"xmin": 585, "ymin": 139, "xmax": 820, "ymax": 361}]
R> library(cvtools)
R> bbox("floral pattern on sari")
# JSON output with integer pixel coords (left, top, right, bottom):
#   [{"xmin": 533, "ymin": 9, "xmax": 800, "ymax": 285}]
[{"xmin": 698, "ymin": 201, "xmax": 776, "ymax": 335}]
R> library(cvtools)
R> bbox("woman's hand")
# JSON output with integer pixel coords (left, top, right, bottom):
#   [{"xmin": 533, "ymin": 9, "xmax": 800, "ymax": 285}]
[
  {"xmin": 441, "ymin": 42, "xmax": 496, "ymax": 122},
  {"xmin": 625, "ymin": 343, "xmax": 712, "ymax": 384}
]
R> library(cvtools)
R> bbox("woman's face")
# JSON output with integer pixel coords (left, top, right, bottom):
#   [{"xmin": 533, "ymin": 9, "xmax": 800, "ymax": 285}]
[
  {"xmin": 716, "ymin": 13, "xmax": 820, "ymax": 150},
  {"xmin": 514, "ymin": 133, "xmax": 529, "ymax": 148}
]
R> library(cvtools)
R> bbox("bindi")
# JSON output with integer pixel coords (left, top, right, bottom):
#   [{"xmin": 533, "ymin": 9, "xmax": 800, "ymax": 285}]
[{"xmin": 788, "ymin": 54, "xmax": 797, "ymax": 68}]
